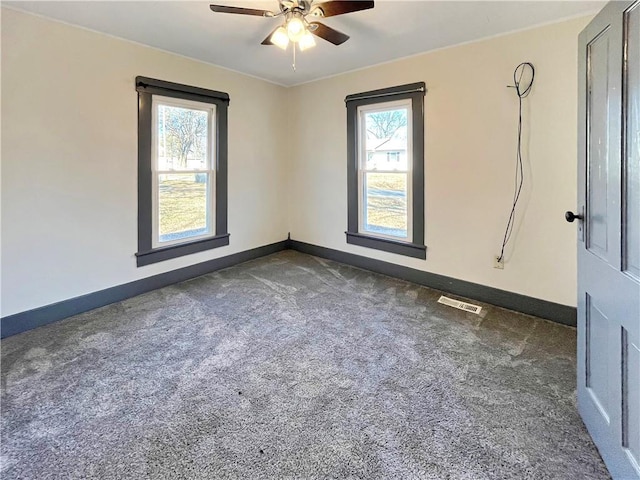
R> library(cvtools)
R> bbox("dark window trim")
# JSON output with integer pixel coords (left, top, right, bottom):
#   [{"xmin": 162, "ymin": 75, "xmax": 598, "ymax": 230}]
[
  {"xmin": 345, "ymin": 82, "xmax": 426, "ymax": 260},
  {"xmin": 136, "ymin": 76, "xmax": 230, "ymax": 267},
  {"xmin": 345, "ymin": 232, "xmax": 426, "ymax": 259},
  {"xmin": 136, "ymin": 76, "xmax": 230, "ymax": 103}
]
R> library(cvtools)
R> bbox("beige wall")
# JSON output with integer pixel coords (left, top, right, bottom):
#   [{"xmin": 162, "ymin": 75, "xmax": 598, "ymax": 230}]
[
  {"xmin": 1, "ymin": 8, "xmax": 289, "ymax": 316},
  {"xmin": 287, "ymin": 15, "xmax": 592, "ymax": 307},
  {"xmin": 1, "ymin": 9, "xmax": 590, "ymax": 317}
]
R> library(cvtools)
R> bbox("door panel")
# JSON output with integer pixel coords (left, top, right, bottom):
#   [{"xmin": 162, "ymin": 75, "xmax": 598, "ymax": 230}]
[
  {"xmin": 624, "ymin": 337, "xmax": 640, "ymax": 472},
  {"xmin": 624, "ymin": 3, "xmax": 640, "ymax": 279},
  {"xmin": 587, "ymin": 29, "xmax": 613, "ymax": 261},
  {"xmin": 578, "ymin": 2, "xmax": 640, "ymax": 479},
  {"xmin": 586, "ymin": 294, "xmax": 612, "ymax": 421}
]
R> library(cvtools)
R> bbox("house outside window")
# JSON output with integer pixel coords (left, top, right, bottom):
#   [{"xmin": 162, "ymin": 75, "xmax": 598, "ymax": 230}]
[
  {"xmin": 136, "ymin": 77, "xmax": 230, "ymax": 267},
  {"xmin": 345, "ymin": 82, "xmax": 426, "ymax": 259}
]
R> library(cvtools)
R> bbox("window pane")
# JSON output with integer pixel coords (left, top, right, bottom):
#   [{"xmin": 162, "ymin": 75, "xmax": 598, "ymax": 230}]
[
  {"xmin": 157, "ymin": 105, "xmax": 209, "ymax": 171},
  {"xmin": 158, "ymin": 173, "xmax": 210, "ymax": 243},
  {"xmin": 363, "ymin": 172, "xmax": 408, "ymax": 238},
  {"xmin": 364, "ymin": 108, "xmax": 408, "ymax": 171}
]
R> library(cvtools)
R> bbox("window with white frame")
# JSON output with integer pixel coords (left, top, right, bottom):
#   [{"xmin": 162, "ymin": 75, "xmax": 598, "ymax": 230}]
[
  {"xmin": 136, "ymin": 77, "xmax": 230, "ymax": 267},
  {"xmin": 152, "ymin": 97, "xmax": 215, "ymax": 247},
  {"xmin": 358, "ymin": 99, "xmax": 412, "ymax": 241},
  {"xmin": 346, "ymin": 83, "xmax": 426, "ymax": 259}
]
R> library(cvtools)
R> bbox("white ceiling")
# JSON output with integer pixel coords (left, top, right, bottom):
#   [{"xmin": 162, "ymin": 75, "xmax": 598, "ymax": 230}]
[{"xmin": 6, "ymin": 1, "xmax": 605, "ymax": 86}]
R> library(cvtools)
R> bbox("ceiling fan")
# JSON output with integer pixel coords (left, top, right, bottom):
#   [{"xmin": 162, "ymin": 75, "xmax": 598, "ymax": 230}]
[{"xmin": 209, "ymin": 1, "xmax": 374, "ymax": 51}]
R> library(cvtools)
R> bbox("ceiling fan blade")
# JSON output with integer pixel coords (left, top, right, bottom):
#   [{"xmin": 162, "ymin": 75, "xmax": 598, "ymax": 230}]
[
  {"xmin": 309, "ymin": 21, "xmax": 349, "ymax": 45},
  {"xmin": 261, "ymin": 27, "xmax": 280, "ymax": 45},
  {"xmin": 209, "ymin": 4, "xmax": 274, "ymax": 17},
  {"xmin": 311, "ymin": 0, "xmax": 373, "ymax": 18}
]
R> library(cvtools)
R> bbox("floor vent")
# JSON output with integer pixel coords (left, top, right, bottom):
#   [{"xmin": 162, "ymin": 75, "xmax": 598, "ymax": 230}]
[{"xmin": 437, "ymin": 295, "xmax": 482, "ymax": 315}]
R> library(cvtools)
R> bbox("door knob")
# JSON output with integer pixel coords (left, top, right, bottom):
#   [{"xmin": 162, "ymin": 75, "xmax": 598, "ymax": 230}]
[{"xmin": 565, "ymin": 211, "xmax": 584, "ymax": 223}]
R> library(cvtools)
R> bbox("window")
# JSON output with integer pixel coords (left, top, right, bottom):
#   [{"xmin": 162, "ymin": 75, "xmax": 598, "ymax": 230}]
[
  {"xmin": 359, "ymin": 100, "xmax": 412, "ymax": 240},
  {"xmin": 136, "ymin": 77, "xmax": 230, "ymax": 267},
  {"xmin": 387, "ymin": 151, "xmax": 400, "ymax": 163},
  {"xmin": 346, "ymin": 82, "xmax": 426, "ymax": 259}
]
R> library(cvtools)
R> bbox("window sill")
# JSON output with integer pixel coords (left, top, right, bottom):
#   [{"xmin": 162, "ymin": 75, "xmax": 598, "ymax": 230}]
[
  {"xmin": 136, "ymin": 233, "xmax": 230, "ymax": 267},
  {"xmin": 345, "ymin": 231, "xmax": 426, "ymax": 259}
]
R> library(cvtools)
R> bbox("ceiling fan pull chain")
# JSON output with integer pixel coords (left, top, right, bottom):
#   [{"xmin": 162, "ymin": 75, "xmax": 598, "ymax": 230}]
[{"xmin": 292, "ymin": 44, "xmax": 296, "ymax": 71}]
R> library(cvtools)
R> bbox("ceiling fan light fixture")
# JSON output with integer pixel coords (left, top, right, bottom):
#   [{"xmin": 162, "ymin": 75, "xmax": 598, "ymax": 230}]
[
  {"xmin": 270, "ymin": 26, "xmax": 290, "ymax": 50},
  {"xmin": 210, "ymin": 1, "xmax": 373, "ymax": 59},
  {"xmin": 286, "ymin": 16, "xmax": 305, "ymax": 42},
  {"xmin": 298, "ymin": 30, "xmax": 316, "ymax": 51}
]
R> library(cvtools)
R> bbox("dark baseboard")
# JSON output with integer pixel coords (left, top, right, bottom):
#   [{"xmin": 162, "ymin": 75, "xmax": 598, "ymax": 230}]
[
  {"xmin": 288, "ymin": 240, "xmax": 577, "ymax": 327},
  {"xmin": 1, "ymin": 237, "xmax": 576, "ymax": 339},
  {"xmin": 1, "ymin": 240, "xmax": 289, "ymax": 339}
]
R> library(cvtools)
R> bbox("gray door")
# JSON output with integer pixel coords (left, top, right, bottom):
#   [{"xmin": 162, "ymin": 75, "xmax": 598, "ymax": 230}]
[{"xmin": 576, "ymin": 1, "xmax": 640, "ymax": 478}]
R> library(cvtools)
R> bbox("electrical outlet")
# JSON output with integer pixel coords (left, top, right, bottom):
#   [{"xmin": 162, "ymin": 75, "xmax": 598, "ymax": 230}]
[{"xmin": 494, "ymin": 256, "xmax": 504, "ymax": 269}]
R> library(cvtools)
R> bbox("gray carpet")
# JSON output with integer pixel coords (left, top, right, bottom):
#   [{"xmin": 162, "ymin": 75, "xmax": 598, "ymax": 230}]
[{"xmin": 1, "ymin": 250, "xmax": 609, "ymax": 479}]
